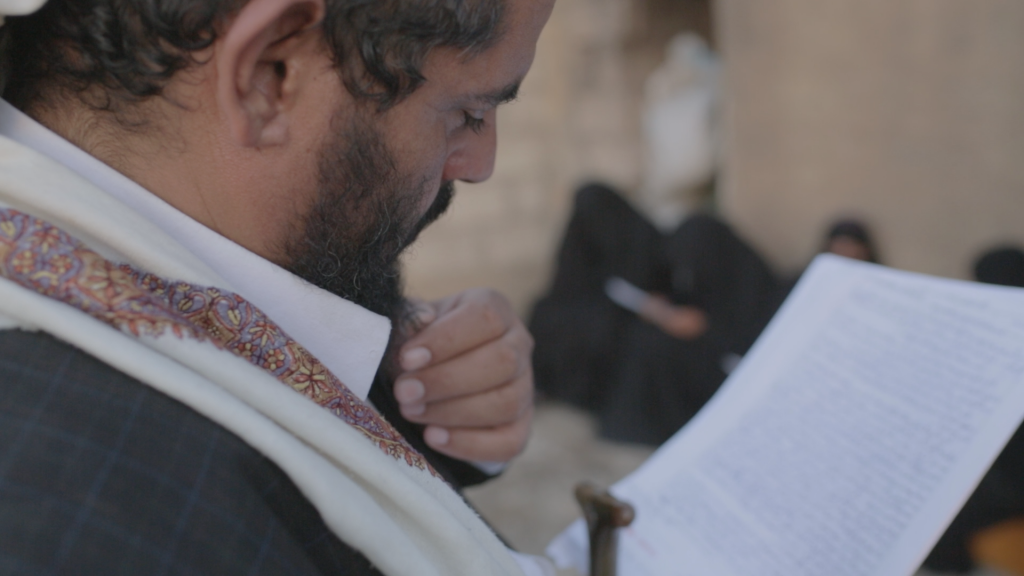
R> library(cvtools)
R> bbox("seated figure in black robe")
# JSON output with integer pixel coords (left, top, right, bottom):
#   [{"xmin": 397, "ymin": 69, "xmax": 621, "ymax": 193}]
[{"xmin": 528, "ymin": 182, "xmax": 781, "ymax": 445}]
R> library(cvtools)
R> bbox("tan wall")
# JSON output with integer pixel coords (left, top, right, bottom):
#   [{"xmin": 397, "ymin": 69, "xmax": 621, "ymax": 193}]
[{"xmin": 718, "ymin": 0, "xmax": 1024, "ymax": 278}]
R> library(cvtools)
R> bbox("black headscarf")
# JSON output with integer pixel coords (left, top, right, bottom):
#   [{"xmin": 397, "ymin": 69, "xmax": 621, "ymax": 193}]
[
  {"xmin": 823, "ymin": 219, "xmax": 879, "ymax": 263},
  {"xmin": 973, "ymin": 246, "xmax": 1024, "ymax": 288}
]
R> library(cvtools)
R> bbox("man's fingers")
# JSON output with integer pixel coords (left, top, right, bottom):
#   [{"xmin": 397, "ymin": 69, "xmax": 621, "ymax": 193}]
[
  {"xmin": 392, "ymin": 287, "xmax": 536, "ymax": 464},
  {"xmin": 399, "ymin": 288, "xmax": 514, "ymax": 370},
  {"xmin": 397, "ymin": 298, "xmax": 438, "ymax": 340},
  {"xmin": 396, "ymin": 326, "xmax": 530, "ymax": 404},
  {"xmin": 400, "ymin": 371, "xmax": 533, "ymax": 426},
  {"xmin": 421, "ymin": 406, "xmax": 533, "ymax": 463}
]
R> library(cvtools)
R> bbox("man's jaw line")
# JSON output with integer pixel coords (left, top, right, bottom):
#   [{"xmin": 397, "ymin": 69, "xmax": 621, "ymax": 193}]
[{"xmin": 403, "ymin": 180, "xmax": 456, "ymax": 248}]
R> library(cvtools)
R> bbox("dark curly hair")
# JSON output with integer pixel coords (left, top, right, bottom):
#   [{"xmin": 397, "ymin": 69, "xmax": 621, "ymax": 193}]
[{"xmin": 0, "ymin": 0, "xmax": 504, "ymax": 116}]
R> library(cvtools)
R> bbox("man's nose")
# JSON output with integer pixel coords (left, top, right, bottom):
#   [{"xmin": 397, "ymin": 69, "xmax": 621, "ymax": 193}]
[{"xmin": 442, "ymin": 114, "xmax": 498, "ymax": 184}]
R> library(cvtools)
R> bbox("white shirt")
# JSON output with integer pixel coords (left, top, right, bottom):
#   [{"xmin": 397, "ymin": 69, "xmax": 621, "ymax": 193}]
[{"xmin": 0, "ymin": 99, "xmax": 391, "ymax": 399}]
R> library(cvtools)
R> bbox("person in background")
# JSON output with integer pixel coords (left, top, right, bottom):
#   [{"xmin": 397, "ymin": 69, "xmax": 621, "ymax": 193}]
[
  {"xmin": 974, "ymin": 246, "xmax": 1024, "ymax": 288},
  {"xmin": 527, "ymin": 32, "xmax": 785, "ymax": 445},
  {"xmin": 529, "ymin": 182, "xmax": 779, "ymax": 445},
  {"xmin": 822, "ymin": 219, "xmax": 880, "ymax": 263},
  {"xmin": 531, "ymin": 206, "xmax": 884, "ymax": 447},
  {"xmin": 0, "ymin": 0, "xmax": 552, "ymax": 572}
]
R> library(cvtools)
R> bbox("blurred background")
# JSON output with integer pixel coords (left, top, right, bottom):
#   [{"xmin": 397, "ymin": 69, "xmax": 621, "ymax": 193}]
[
  {"xmin": 401, "ymin": 0, "xmax": 1024, "ymax": 574},
  {"xmin": 403, "ymin": 0, "xmax": 1024, "ymax": 314}
]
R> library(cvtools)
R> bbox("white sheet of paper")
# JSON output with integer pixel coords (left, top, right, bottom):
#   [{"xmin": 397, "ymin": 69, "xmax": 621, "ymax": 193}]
[{"xmin": 548, "ymin": 255, "xmax": 1024, "ymax": 576}]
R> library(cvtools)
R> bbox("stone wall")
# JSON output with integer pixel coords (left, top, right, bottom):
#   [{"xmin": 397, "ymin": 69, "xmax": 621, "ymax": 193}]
[{"xmin": 718, "ymin": 0, "xmax": 1024, "ymax": 278}]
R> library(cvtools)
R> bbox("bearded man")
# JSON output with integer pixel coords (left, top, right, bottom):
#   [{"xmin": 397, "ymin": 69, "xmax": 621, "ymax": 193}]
[{"xmin": 0, "ymin": 0, "xmax": 553, "ymax": 573}]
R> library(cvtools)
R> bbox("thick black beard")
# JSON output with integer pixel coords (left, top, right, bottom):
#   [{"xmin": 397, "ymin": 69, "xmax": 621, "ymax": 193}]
[
  {"xmin": 405, "ymin": 180, "xmax": 454, "ymax": 247},
  {"xmin": 283, "ymin": 116, "xmax": 455, "ymax": 320}
]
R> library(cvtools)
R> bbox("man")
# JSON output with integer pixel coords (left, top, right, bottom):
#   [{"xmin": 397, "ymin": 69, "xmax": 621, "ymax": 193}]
[{"xmin": 0, "ymin": 0, "xmax": 553, "ymax": 573}]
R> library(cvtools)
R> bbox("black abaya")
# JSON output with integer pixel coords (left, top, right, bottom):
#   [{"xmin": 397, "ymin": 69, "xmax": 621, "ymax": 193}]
[{"xmin": 530, "ymin": 183, "xmax": 781, "ymax": 445}]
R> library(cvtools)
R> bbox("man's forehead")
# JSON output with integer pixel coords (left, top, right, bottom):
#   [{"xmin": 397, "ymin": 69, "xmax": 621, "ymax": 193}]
[
  {"xmin": 425, "ymin": 0, "xmax": 550, "ymax": 102},
  {"xmin": 422, "ymin": 42, "xmax": 529, "ymax": 109}
]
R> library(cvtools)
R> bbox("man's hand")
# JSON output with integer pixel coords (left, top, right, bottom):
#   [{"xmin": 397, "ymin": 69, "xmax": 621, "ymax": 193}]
[
  {"xmin": 639, "ymin": 295, "xmax": 709, "ymax": 340},
  {"xmin": 393, "ymin": 288, "xmax": 534, "ymax": 464}
]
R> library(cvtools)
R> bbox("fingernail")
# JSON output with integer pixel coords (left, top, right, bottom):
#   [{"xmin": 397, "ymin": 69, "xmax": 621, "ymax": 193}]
[
  {"xmin": 401, "ymin": 347, "xmax": 432, "ymax": 371},
  {"xmin": 424, "ymin": 426, "xmax": 449, "ymax": 446},
  {"xmin": 402, "ymin": 403, "xmax": 426, "ymax": 416},
  {"xmin": 394, "ymin": 379, "xmax": 425, "ymax": 403},
  {"xmin": 416, "ymin": 307, "xmax": 437, "ymax": 326}
]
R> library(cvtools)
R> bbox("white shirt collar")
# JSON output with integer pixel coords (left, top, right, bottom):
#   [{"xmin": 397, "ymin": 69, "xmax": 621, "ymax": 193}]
[{"xmin": 0, "ymin": 99, "xmax": 391, "ymax": 399}]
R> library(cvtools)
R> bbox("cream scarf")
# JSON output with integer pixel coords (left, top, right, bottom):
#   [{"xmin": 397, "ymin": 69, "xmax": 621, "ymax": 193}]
[{"xmin": 0, "ymin": 135, "xmax": 537, "ymax": 576}]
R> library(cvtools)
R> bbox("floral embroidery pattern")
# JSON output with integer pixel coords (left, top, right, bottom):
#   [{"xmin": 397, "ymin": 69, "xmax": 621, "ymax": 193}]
[{"xmin": 0, "ymin": 209, "xmax": 433, "ymax": 474}]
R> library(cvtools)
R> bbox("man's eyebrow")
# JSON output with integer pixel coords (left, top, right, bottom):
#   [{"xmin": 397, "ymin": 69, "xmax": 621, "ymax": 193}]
[{"xmin": 473, "ymin": 81, "xmax": 522, "ymax": 106}]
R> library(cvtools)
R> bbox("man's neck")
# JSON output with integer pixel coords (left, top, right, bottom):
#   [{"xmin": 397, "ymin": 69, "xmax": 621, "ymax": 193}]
[
  {"xmin": 22, "ymin": 91, "xmax": 297, "ymax": 266},
  {"xmin": 25, "ymin": 97, "xmax": 137, "ymax": 175}
]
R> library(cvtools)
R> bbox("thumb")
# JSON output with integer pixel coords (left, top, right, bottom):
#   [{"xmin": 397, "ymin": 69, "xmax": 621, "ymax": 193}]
[{"xmin": 399, "ymin": 298, "xmax": 439, "ymax": 339}]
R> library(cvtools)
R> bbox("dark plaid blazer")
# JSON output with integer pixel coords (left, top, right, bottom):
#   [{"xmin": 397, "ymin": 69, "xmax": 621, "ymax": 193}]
[{"xmin": 0, "ymin": 329, "xmax": 490, "ymax": 575}]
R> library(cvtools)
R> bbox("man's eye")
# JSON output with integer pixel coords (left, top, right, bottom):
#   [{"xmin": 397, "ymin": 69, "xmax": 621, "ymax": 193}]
[{"xmin": 463, "ymin": 111, "xmax": 486, "ymax": 134}]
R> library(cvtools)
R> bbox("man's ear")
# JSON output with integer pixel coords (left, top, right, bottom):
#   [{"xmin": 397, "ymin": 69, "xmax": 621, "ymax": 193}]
[{"xmin": 216, "ymin": 0, "xmax": 326, "ymax": 148}]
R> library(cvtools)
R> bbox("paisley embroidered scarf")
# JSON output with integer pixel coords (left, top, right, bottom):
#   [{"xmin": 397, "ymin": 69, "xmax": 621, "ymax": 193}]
[
  {"xmin": 0, "ymin": 207, "xmax": 435, "ymax": 474},
  {"xmin": 0, "ymin": 133, "xmax": 538, "ymax": 575}
]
